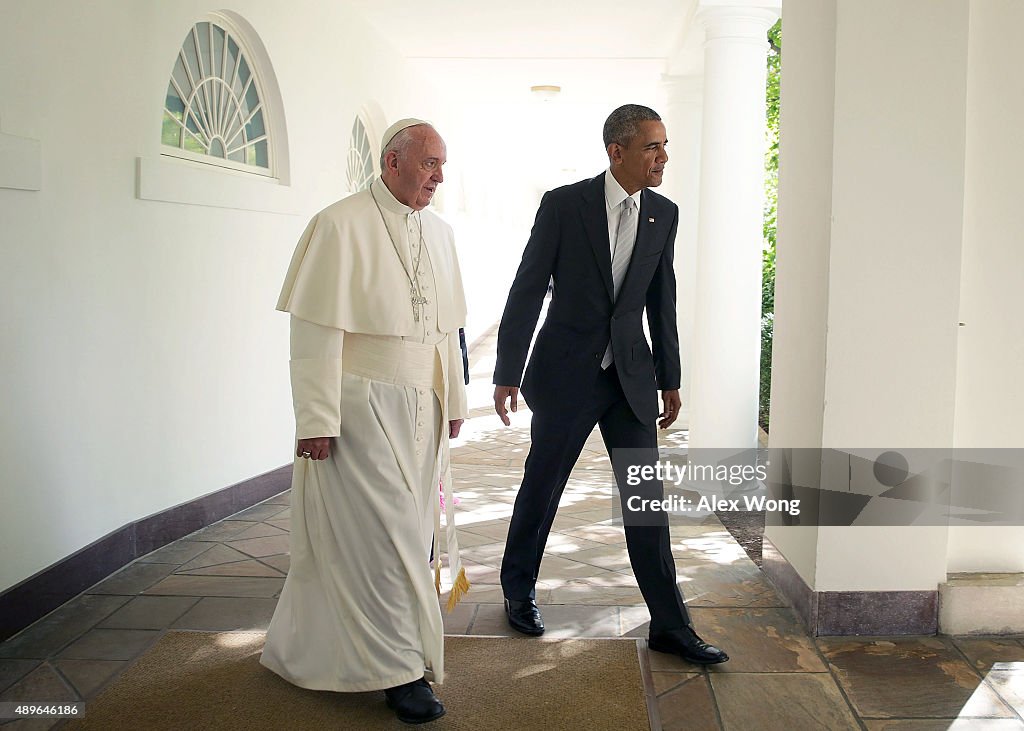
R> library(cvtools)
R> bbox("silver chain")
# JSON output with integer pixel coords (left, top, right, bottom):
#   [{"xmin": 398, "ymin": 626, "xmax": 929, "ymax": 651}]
[{"xmin": 369, "ymin": 185, "xmax": 429, "ymax": 322}]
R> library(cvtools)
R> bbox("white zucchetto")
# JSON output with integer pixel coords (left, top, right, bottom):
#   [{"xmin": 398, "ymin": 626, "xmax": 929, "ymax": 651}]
[{"xmin": 380, "ymin": 117, "xmax": 432, "ymax": 151}]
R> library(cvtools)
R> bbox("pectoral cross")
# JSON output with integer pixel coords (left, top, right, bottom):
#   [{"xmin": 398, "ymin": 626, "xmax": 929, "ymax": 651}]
[{"xmin": 411, "ymin": 285, "xmax": 429, "ymax": 322}]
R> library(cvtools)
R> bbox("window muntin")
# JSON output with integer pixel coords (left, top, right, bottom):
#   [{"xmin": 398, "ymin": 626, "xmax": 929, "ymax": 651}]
[
  {"xmin": 162, "ymin": 21, "xmax": 272, "ymax": 174},
  {"xmin": 347, "ymin": 116, "xmax": 375, "ymax": 193}
]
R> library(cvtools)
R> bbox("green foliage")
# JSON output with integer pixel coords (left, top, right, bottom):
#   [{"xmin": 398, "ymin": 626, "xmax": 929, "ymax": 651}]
[
  {"xmin": 760, "ymin": 311, "xmax": 774, "ymax": 431},
  {"xmin": 760, "ymin": 18, "xmax": 781, "ymax": 432}
]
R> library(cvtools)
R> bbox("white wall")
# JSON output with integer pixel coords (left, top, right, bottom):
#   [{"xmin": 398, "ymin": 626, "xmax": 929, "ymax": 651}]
[
  {"xmin": 810, "ymin": 0, "xmax": 969, "ymax": 591},
  {"xmin": 947, "ymin": 0, "xmax": 1024, "ymax": 573},
  {"xmin": 821, "ymin": 0, "xmax": 968, "ymax": 451},
  {"xmin": 955, "ymin": 0, "xmax": 1024, "ymax": 450},
  {"xmin": 0, "ymin": 0, "xmax": 434, "ymax": 593},
  {"xmin": 769, "ymin": 0, "xmax": 971, "ymax": 591}
]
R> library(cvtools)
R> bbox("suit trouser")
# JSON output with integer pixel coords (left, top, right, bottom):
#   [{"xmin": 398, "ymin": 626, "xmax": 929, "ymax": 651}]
[{"xmin": 500, "ymin": 364, "xmax": 690, "ymax": 634}]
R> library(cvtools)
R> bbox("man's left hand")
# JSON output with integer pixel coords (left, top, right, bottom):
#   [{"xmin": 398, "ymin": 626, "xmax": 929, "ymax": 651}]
[
  {"xmin": 449, "ymin": 419, "xmax": 464, "ymax": 439},
  {"xmin": 658, "ymin": 390, "xmax": 681, "ymax": 429}
]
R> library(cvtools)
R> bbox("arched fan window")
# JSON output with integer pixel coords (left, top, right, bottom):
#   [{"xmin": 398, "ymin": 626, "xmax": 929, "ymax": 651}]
[
  {"xmin": 161, "ymin": 19, "xmax": 273, "ymax": 174},
  {"xmin": 347, "ymin": 116, "xmax": 375, "ymax": 193}
]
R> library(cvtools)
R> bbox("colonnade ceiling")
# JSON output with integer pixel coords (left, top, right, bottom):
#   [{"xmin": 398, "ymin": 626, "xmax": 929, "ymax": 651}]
[
  {"xmin": 344, "ymin": 0, "xmax": 703, "ymax": 106},
  {"xmin": 345, "ymin": 0, "xmax": 698, "ymax": 60}
]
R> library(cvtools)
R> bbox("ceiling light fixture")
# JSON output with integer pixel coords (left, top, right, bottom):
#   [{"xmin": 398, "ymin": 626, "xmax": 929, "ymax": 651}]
[{"xmin": 530, "ymin": 84, "xmax": 561, "ymax": 101}]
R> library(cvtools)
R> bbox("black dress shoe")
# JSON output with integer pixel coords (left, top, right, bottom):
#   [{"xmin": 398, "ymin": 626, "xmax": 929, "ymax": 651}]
[
  {"xmin": 384, "ymin": 677, "xmax": 445, "ymax": 724},
  {"xmin": 648, "ymin": 626, "xmax": 729, "ymax": 665},
  {"xmin": 504, "ymin": 598, "xmax": 545, "ymax": 636}
]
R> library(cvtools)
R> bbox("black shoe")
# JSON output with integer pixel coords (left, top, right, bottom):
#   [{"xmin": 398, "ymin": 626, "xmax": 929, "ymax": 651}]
[
  {"xmin": 504, "ymin": 598, "xmax": 545, "ymax": 636},
  {"xmin": 384, "ymin": 678, "xmax": 445, "ymax": 724},
  {"xmin": 648, "ymin": 626, "xmax": 729, "ymax": 665}
]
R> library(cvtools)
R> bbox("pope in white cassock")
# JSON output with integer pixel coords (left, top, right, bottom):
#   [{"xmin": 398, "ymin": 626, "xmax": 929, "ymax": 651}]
[{"xmin": 261, "ymin": 119, "xmax": 470, "ymax": 725}]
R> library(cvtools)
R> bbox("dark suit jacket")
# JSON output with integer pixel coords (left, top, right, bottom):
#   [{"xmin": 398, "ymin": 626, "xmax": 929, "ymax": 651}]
[{"xmin": 493, "ymin": 173, "xmax": 681, "ymax": 425}]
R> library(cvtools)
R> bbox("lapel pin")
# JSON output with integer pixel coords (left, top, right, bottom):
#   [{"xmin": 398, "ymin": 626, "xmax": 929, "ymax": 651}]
[{"xmin": 648, "ymin": 217, "xmax": 655, "ymax": 223}]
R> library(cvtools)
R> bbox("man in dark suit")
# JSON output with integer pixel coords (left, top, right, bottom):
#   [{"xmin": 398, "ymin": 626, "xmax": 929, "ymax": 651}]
[{"xmin": 492, "ymin": 104, "xmax": 728, "ymax": 665}]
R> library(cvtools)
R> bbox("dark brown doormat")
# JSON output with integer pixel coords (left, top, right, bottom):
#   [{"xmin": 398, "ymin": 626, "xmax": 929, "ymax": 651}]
[{"xmin": 67, "ymin": 632, "xmax": 650, "ymax": 730}]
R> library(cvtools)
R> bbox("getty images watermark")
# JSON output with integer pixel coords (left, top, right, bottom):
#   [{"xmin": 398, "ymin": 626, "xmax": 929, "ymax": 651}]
[
  {"xmin": 610, "ymin": 448, "xmax": 1024, "ymax": 527},
  {"xmin": 622, "ymin": 460, "xmax": 801, "ymax": 518}
]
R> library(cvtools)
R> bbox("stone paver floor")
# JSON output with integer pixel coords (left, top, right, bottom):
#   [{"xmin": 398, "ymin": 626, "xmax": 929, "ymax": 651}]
[{"xmin": 1, "ymin": 329, "xmax": 1023, "ymax": 729}]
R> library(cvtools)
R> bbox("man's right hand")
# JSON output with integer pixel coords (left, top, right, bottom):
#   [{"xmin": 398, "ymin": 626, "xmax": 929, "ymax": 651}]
[
  {"xmin": 493, "ymin": 386, "xmax": 519, "ymax": 426},
  {"xmin": 297, "ymin": 437, "xmax": 331, "ymax": 461}
]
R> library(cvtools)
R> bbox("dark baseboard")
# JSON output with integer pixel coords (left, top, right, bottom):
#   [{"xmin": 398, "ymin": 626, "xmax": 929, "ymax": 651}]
[
  {"xmin": 762, "ymin": 536, "xmax": 938, "ymax": 636},
  {"xmin": 761, "ymin": 537, "xmax": 818, "ymax": 630},
  {"xmin": 0, "ymin": 464, "xmax": 292, "ymax": 643}
]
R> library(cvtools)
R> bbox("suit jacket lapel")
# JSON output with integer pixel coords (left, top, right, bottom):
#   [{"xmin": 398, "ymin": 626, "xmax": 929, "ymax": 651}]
[
  {"xmin": 582, "ymin": 174, "xmax": 614, "ymax": 302},
  {"xmin": 633, "ymin": 190, "xmax": 660, "ymax": 258}
]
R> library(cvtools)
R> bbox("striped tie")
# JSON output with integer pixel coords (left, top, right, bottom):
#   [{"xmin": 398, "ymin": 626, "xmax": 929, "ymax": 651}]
[{"xmin": 602, "ymin": 197, "xmax": 638, "ymax": 368}]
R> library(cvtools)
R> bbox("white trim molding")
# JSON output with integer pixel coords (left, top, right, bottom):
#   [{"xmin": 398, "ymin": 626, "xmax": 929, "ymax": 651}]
[{"xmin": 136, "ymin": 155, "xmax": 299, "ymax": 214}]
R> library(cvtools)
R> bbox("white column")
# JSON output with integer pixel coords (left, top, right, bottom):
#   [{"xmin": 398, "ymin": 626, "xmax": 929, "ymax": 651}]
[
  {"xmin": 688, "ymin": 5, "xmax": 778, "ymax": 450},
  {"xmin": 766, "ymin": 0, "xmax": 969, "ymax": 611},
  {"xmin": 659, "ymin": 75, "xmax": 703, "ymax": 430}
]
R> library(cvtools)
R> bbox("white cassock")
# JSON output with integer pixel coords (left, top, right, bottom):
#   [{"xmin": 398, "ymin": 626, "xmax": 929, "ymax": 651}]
[{"xmin": 260, "ymin": 177, "xmax": 469, "ymax": 692}]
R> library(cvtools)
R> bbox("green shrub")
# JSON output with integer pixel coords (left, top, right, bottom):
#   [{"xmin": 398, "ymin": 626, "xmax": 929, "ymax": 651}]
[{"xmin": 760, "ymin": 19, "xmax": 781, "ymax": 433}]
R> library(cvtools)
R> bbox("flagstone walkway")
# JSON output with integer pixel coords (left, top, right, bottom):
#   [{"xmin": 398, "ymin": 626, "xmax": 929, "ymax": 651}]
[{"xmin": 1, "ymin": 329, "xmax": 1022, "ymax": 729}]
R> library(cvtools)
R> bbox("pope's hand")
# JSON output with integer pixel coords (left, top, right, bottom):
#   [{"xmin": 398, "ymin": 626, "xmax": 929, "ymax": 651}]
[
  {"xmin": 297, "ymin": 437, "xmax": 331, "ymax": 460},
  {"xmin": 493, "ymin": 385, "xmax": 519, "ymax": 426},
  {"xmin": 449, "ymin": 419, "xmax": 464, "ymax": 439}
]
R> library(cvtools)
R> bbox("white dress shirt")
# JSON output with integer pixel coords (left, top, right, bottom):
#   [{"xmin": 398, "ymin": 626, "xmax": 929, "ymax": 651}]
[{"xmin": 604, "ymin": 169, "xmax": 642, "ymax": 255}]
